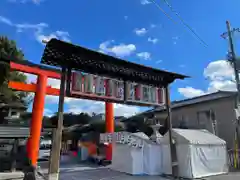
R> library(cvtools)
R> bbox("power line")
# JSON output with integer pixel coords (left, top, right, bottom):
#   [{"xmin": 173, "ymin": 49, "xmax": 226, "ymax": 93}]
[
  {"xmin": 161, "ymin": 0, "xmax": 208, "ymax": 47},
  {"xmin": 149, "ymin": 0, "xmax": 208, "ymax": 47},
  {"xmin": 149, "ymin": 0, "xmax": 178, "ymax": 24}
]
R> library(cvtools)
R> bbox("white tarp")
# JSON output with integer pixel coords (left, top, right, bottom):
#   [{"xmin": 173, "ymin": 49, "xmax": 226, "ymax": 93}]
[
  {"xmin": 111, "ymin": 143, "xmax": 144, "ymax": 175},
  {"xmin": 110, "ymin": 132, "xmax": 145, "ymax": 175},
  {"xmin": 132, "ymin": 132, "xmax": 149, "ymax": 140},
  {"xmin": 134, "ymin": 132, "xmax": 163, "ymax": 175},
  {"xmin": 161, "ymin": 129, "xmax": 228, "ymax": 179},
  {"xmin": 110, "ymin": 132, "xmax": 163, "ymax": 175},
  {"xmin": 143, "ymin": 139, "xmax": 162, "ymax": 175}
]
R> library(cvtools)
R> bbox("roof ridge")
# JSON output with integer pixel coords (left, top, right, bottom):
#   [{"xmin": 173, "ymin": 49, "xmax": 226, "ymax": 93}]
[{"xmin": 152, "ymin": 90, "xmax": 236, "ymax": 112}]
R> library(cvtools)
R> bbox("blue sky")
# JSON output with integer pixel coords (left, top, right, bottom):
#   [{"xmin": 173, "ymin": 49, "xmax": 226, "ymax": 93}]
[{"xmin": 0, "ymin": 0, "xmax": 238, "ymax": 117}]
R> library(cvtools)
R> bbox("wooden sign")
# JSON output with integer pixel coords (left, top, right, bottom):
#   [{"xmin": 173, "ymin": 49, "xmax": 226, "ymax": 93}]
[{"xmin": 100, "ymin": 132, "xmax": 144, "ymax": 148}]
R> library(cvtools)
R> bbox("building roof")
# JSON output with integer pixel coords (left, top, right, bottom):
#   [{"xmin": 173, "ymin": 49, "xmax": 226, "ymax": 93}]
[
  {"xmin": 123, "ymin": 91, "xmax": 236, "ymax": 122},
  {"xmin": 0, "ymin": 126, "xmax": 51, "ymax": 138},
  {"xmin": 0, "ymin": 101, "xmax": 27, "ymax": 109},
  {"xmin": 162, "ymin": 129, "xmax": 226, "ymax": 145},
  {"xmin": 41, "ymin": 39, "xmax": 188, "ymax": 86},
  {"xmin": 147, "ymin": 91, "xmax": 236, "ymax": 114},
  {"xmin": 0, "ymin": 126, "xmax": 30, "ymax": 138}
]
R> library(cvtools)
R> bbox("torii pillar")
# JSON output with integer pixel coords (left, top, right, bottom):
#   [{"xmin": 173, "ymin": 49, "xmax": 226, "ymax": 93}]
[
  {"xmin": 8, "ymin": 62, "xmax": 60, "ymax": 166},
  {"xmin": 28, "ymin": 75, "xmax": 47, "ymax": 165},
  {"xmin": 105, "ymin": 102, "xmax": 114, "ymax": 161}
]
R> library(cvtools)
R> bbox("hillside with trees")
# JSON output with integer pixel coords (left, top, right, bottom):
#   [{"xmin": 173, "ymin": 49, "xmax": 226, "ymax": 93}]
[
  {"xmin": 0, "ymin": 36, "xmax": 31, "ymax": 105},
  {"xmin": 0, "ymin": 36, "xmax": 32, "ymax": 124}
]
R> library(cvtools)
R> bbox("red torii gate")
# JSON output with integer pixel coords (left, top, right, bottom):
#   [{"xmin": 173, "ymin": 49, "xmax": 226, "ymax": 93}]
[
  {"xmin": 8, "ymin": 61, "xmax": 114, "ymax": 166},
  {"xmin": 5, "ymin": 38, "xmax": 187, "ymax": 178}
]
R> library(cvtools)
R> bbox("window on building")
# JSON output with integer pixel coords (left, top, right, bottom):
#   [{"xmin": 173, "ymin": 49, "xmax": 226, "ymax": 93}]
[
  {"xmin": 196, "ymin": 110, "xmax": 217, "ymax": 133},
  {"xmin": 178, "ymin": 115, "xmax": 188, "ymax": 129}
]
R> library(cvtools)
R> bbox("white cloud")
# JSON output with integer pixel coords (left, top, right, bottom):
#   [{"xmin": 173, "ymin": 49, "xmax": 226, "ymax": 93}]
[
  {"xmin": 37, "ymin": 30, "xmax": 71, "ymax": 44},
  {"xmin": 150, "ymin": 24, "xmax": 156, "ymax": 28},
  {"xmin": 172, "ymin": 36, "xmax": 179, "ymax": 45},
  {"xmin": 67, "ymin": 100, "xmax": 140, "ymax": 117},
  {"xmin": 156, "ymin": 60, "xmax": 162, "ymax": 64},
  {"xmin": 0, "ymin": 15, "xmax": 70, "ymax": 44},
  {"xmin": 179, "ymin": 64, "xmax": 186, "ymax": 68},
  {"xmin": 24, "ymin": 73, "xmax": 140, "ymax": 117},
  {"xmin": 134, "ymin": 28, "xmax": 147, "ymax": 36},
  {"xmin": 44, "ymin": 109, "xmax": 54, "ymax": 117},
  {"xmin": 15, "ymin": 22, "xmax": 48, "ymax": 33},
  {"xmin": 8, "ymin": 0, "xmax": 44, "ymax": 4},
  {"xmin": 178, "ymin": 60, "xmax": 236, "ymax": 98},
  {"xmin": 99, "ymin": 40, "xmax": 136, "ymax": 57},
  {"xmin": 32, "ymin": 0, "xmax": 43, "ymax": 4},
  {"xmin": 148, "ymin": 37, "xmax": 158, "ymax": 44},
  {"xmin": 204, "ymin": 60, "xmax": 234, "ymax": 81},
  {"xmin": 0, "ymin": 16, "xmax": 13, "ymax": 26},
  {"xmin": 178, "ymin": 87, "xmax": 205, "ymax": 98},
  {"xmin": 172, "ymin": 36, "xmax": 179, "ymax": 40},
  {"xmin": 140, "ymin": 0, "xmax": 151, "ymax": 5},
  {"xmin": 36, "ymin": 34, "xmax": 57, "ymax": 44},
  {"xmin": 137, "ymin": 52, "xmax": 151, "ymax": 60}
]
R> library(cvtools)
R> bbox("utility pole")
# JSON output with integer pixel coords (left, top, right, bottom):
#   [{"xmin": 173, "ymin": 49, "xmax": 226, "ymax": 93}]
[
  {"xmin": 221, "ymin": 21, "xmax": 240, "ymax": 168},
  {"xmin": 165, "ymin": 87, "xmax": 178, "ymax": 177}
]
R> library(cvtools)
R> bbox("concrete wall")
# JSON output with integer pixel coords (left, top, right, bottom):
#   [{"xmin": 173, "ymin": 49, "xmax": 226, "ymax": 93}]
[{"xmin": 155, "ymin": 97, "xmax": 237, "ymax": 149}]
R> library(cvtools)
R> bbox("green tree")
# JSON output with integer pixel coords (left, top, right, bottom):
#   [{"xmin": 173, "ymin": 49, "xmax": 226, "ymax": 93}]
[
  {"xmin": 0, "ymin": 36, "xmax": 31, "ymax": 106},
  {"xmin": 49, "ymin": 112, "xmax": 92, "ymax": 127},
  {"xmin": 124, "ymin": 116, "xmax": 154, "ymax": 136}
]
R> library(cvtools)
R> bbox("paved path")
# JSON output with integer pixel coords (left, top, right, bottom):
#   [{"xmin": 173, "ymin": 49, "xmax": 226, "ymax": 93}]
[
  {"xmin": 60, "ymin": 168, "xmax": 168, "ymax": 180},
  {"xmin": 0, "ymin": 162, "xmax": 240, "ymax": 180},
  {"xmin": 203, "ymin": 172, "xmax": 240, "ymax": 180},
  {"xmin": 59, "ymin": 169, "xmax": 240, "ymax": 180}
]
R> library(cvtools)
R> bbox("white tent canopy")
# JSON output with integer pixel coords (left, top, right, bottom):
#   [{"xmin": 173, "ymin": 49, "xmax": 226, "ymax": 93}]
[
  {"xmin": 161, "ymin": 129, "xmax": 228, "ymax": 179},
  {"xmin": 132, "ymin": 132, "xmax": 149, "ymax": 140},
  {"xmin": 110, "ymin": 132, "xmax": 163, "ymax": 175},
  {"xmin": 110, "ymin": 132, "xmax": 146, "ymax": 175}
]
